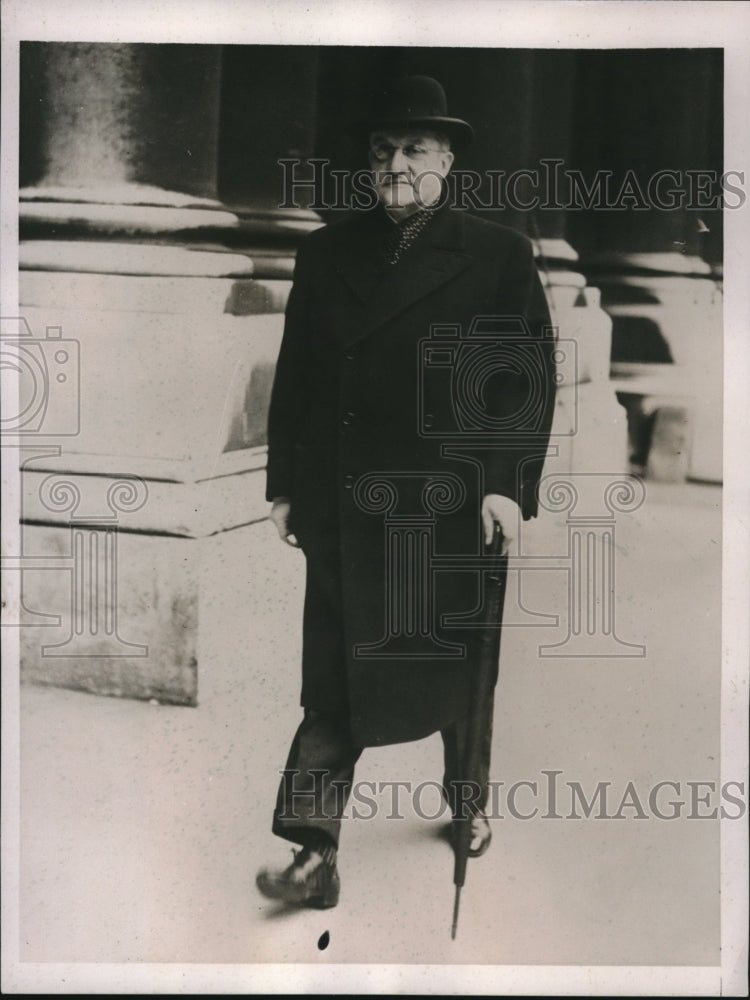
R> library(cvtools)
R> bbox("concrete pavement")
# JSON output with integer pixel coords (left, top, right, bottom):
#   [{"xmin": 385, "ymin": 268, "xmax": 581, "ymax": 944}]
[{"xmin": 16, "ymin": 480, "xmax": 723, "ymax": 966}]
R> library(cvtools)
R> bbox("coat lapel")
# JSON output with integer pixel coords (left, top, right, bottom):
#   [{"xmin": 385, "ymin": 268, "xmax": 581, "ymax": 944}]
[{"xmin": 336, "ymin": 207, "xmax": 473, "ymax": 348}]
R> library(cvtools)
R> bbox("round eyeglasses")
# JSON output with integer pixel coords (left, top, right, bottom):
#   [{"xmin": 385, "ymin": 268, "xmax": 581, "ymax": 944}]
[{"xmin": 369, "ymin": 141, "xmax": 443, "ymax": 163}]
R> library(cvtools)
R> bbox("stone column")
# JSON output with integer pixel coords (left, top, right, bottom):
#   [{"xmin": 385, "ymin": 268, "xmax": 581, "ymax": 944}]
[
  {"xmin": 16, "ymin": 42, "xmax": 321, "ymax": 704},
  {"xmin": 21, "ymin": 42, "xmax": 222, "ymax": 199},
  {"xmin": 567, "ymin": 49, "xmax": 723, "ymax": 483},
  {"xmin": 439, "ymin": 51, "xmax": 628, "ymax": 479}
]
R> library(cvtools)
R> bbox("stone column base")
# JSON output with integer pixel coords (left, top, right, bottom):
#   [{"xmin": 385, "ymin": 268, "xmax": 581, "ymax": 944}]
[{"xmin": 19, "ymin": 525, "xmax": 204, "ymax": 705}]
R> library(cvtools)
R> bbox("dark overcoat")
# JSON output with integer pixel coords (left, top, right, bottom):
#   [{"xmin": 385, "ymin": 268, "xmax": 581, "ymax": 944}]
[{"xmin": 266, "ymin": 204, "xmax": 555, "ymax": 747}]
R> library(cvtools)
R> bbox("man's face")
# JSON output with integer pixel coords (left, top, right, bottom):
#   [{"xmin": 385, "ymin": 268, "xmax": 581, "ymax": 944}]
[{"xmin": 368, "ymin": 130, "xmax": 454, "ymax": 218}]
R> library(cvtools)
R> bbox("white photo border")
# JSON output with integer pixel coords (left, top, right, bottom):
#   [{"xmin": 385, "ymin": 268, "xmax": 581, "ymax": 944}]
[{"xmin": 2, "ymin": 1, "xmax": 748, "ymax": 995}]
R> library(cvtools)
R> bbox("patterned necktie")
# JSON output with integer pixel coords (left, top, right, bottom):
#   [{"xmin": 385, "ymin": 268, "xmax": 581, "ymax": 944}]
[{"xmin": 382, "ymin": 210, "xmax": 435, "ymax": 266}]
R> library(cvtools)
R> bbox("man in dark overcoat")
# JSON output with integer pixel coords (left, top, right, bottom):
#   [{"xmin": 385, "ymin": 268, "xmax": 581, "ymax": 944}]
[{"xmin": 257, "ymin": 76, "xmax": 556, "ymax": 908}]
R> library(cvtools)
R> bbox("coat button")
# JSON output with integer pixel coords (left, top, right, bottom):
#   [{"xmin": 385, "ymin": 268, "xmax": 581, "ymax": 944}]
[
  {"xmin": 345, "ymin": 352, "xmax": 355, "ymax": 361},
  {"xmin": 423, "ymin": 413, "xmax": 435, "ymax": 429},
  {"xmin": 341, "ymin": 410, "xmax": 355, "ymax": 426},
  {"xmin": 343, "ymin": 474, "xmax": 354, "ymax": 489}
]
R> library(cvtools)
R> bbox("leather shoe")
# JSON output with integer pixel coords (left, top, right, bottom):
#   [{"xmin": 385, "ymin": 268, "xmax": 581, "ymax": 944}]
[{"xmin": 256, "ymin": 844, "xmax": 340, "ymax": 909}]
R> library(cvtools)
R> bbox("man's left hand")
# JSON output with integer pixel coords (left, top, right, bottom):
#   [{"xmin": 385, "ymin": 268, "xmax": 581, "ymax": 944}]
[{"xmin": 481, "ymin": 494, "xmax": 522, "ymax": 553}]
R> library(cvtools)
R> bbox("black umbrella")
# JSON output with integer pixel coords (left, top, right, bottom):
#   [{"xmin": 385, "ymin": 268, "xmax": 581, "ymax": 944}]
[{"xmin": 451, "ymin": 522, "xmax": 508, "ymax": 940}]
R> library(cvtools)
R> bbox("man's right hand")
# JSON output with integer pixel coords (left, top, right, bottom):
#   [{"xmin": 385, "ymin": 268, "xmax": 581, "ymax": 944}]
[{"xmin": 270, "ymin": 499, "xmax": 299, "ymax": 548}]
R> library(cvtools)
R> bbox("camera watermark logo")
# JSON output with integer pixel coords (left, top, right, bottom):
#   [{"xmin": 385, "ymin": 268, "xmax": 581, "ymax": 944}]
[
  {"xmin": 419, "ymin": 316, "xmax": 574, "ymax": 439},
  {"xmin": 0, "ymin": 317, "xmax": 80, "ymax": 436},
  {"xmin": 2, "ymin": 314, "xmax": 149, "ymax": 659}
]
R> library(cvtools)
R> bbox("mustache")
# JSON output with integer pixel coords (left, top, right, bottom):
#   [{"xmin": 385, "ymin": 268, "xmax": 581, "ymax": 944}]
[{"xmin": 375, "ymin": 171, "xmax": 413, "ymax": 185}]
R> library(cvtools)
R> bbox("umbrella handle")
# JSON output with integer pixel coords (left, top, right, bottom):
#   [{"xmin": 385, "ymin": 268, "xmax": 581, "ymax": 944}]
[{"xmin": 487, "ymin": 520, "xmax": 506, "ymax": 575}]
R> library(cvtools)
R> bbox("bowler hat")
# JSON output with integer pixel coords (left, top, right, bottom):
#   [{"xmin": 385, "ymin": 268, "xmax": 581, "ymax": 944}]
[{"xmin": 353, "ymin": 75, "xmax": 474, "ymax": 150}]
